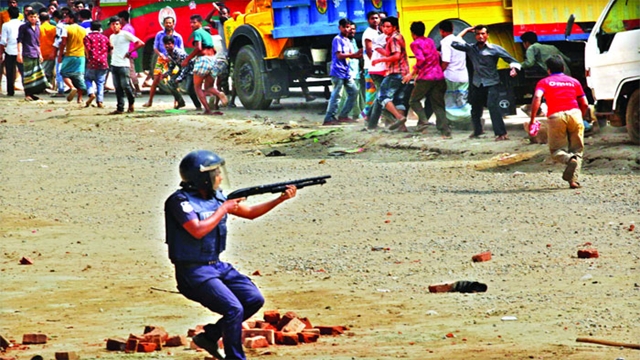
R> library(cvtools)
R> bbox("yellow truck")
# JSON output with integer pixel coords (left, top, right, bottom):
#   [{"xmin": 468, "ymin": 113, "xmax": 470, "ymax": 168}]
[{"xmin": 224, "ymin": 0, "xmax": 608, "ymax": 110}]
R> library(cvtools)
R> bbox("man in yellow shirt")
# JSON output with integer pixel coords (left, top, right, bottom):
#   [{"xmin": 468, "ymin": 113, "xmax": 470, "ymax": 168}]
[
  {"xmin": 39, "ymin": 11, "xmax": 57, "ymax": 88},
  {"xmin": 57, "ymin": 11, "xmax": 86, "ymax": 103}
]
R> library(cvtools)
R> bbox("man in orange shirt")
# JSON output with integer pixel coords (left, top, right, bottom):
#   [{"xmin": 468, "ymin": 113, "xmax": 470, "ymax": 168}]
[{"xmin": 39, "ymin": 11, "xmax": 57, "ymax": 88}]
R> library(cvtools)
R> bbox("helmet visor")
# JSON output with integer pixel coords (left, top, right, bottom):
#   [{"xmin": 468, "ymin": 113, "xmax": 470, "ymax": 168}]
[{"xmin": 207, "ymin": 164, "xmax": 230, "ymax": 192}]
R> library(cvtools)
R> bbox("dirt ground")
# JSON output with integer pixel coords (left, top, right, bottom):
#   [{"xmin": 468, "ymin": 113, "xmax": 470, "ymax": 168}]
[{"xmin": 1, "ymin": 91, "xmax": 639, "ymax": 360}]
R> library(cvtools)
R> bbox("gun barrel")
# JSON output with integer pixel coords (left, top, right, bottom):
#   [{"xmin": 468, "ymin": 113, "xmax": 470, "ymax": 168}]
[{"xmin": 227, "ymin": 175, "xmax": 331, "ymax": 199}]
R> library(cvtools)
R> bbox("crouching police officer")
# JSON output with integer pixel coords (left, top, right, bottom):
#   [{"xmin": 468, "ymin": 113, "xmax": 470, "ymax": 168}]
[{"xmin": 164, "ymin": 150, "xmax": 296, "ymax": 359}]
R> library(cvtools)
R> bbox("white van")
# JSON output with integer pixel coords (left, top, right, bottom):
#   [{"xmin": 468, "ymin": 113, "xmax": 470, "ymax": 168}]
[{"xmin": 583, "ymin": 0, "xmax": 639, "ymax": 144}]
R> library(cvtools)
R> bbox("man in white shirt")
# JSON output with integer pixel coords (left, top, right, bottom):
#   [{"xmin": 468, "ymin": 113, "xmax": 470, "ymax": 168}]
[
  {"xmin": 108, "ymin": 16, "xmax": 144, "ymax": 114},
  {"xmin": 0, "ymin": 7, "xmax": 22, "ymax": 96},
  {"xmin": 361, "ymin": 10, "xmax": 381, "ymax": 121},
  {"xmin": 439, "ymin": 20, "xmax": 472, "ymax": 125}
]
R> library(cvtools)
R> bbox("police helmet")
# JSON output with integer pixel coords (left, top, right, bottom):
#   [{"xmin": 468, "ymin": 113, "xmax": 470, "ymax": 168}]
[{"xmin": 179, "ymin": 150, "xmax": 225, "ymax": 192}]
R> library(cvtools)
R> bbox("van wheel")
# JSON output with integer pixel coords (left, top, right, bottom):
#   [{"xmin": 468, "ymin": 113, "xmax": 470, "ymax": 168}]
[
  {"xmin": 626, "ymin": 89, "xmax": 639, "ymax": 144},
  {"xmin": 234, "ymin": 46, "xmax": 271, "ymax": 110}
]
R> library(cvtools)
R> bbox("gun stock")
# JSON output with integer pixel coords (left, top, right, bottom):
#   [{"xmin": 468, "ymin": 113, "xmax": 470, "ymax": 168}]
[{"xmin": 226, "ymin": 175, "xmax": 331, "ymax": 200}]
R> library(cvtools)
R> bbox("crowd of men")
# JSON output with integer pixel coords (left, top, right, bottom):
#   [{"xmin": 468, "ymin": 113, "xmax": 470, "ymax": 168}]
[
  {"xmin": 322, "ymin": 10, "xmax": 587, "ymax": 187},
  {"xmin": 0, "ymin": 2, "xmax": 589, "ymax": 188},
  {"xmin": 0, "ymin": 0, "xmax": 230, "ymax": 114}
]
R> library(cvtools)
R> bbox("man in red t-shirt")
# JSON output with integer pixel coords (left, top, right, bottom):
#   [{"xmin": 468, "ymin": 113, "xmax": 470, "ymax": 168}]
[{"xmin": 529, "ymin": 56, "xmax": 589, "ymax": 189}]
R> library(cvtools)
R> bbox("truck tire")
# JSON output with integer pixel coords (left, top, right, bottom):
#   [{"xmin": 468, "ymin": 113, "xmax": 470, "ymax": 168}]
[
  {"xmin": 234, "ymin": 45, "xmax": 271, "ymax": 110},
  {"xmin": 625, "ymin": 89, "xmax": 639, "ymax": 144}
]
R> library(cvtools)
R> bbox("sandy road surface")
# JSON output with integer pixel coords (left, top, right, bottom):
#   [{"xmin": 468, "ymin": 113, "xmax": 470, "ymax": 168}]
[{"xmin": 1, "ymin": 92, "xmax": 639, "ymax": 360}]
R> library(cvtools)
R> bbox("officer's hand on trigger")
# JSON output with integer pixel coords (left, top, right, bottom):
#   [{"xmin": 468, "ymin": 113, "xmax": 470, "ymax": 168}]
[
  {"xmin": 223, "ymin": 198, "xmax": 244, "ymax": 213},
  {"xmin": 280, "ymin": 185, "xmax": 297, "ymax": 200}
]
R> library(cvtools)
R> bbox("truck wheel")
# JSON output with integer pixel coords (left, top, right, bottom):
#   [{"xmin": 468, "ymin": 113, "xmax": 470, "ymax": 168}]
[
  {"xmin": 626, "ymin": 89, "xmax": 639, "ymax": 144},
  {"xmin": 234, "ymin": 46, "xmax": 271, "ymax": 110}
]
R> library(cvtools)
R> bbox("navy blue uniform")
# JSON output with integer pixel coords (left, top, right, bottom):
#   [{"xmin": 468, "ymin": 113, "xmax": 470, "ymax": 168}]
[{"xmin": 165, "ymin": 188, "xmax": 264, "ymax": 360}]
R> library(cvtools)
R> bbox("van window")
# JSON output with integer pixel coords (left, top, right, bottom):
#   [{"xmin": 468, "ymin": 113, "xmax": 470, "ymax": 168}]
[
  {"xmin": 601, "ymin": 0, "xmax": 639, "ymax": 33},
  {"xmin": 597, "ymin": 0, "xmax": 639, "ymax": 53}
]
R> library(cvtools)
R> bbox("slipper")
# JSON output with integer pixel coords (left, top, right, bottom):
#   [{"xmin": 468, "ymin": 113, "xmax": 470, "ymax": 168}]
[
  {"xmin": 142, "ymin": 103, "xmax": 152, "ymax": 108},
  {"xmin": 66, "ymin": 88, "xmax": 77, "ymax": 102},
  {"xmin": 495, "ymin": 134, "xmax": 509, "ymax": 141},
  {"xmin": 569, "ymin": 181, "xmax": 581, "ymax": 189},
  {"xmin": 563, "ymin": 158, "xmax": 578, "ymax": 182},
  {"xmin": 388, "ymin": 117, "xmax": 407, "ymax": 131},
  {"xmin": 452, "ymin": 281, "xmax": 488, "ymax": 293}
]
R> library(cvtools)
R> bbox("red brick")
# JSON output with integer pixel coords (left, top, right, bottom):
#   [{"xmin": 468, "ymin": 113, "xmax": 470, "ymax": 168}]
[
  {"xmin": 22, "ymin": 333, "xmax": 47, "ymax": 344},
  {"xmin": 105, "ymin": 338, "xmax": 126, "ymax": 351},
  {"xmin": 259, "ymin": 323, "xmax": 277, "ymax": 331},
  {"xmin": 242, "ymin": 319, "xmax": 257, "ymax": 329},
  {"xmin": 314, "ymin": 326, "xmax": 346, "ymax": 336},
  {"xmin": 302, "ymin": 328, "xmax": 321, "ymax": 336},
  {"xmin": 143, "ymin": 334, "xmax": 162, "ymax": 350},
  {"xmin": 298, "ymin": 317, "xmax": 313, "ymax": 329},
  {"xmin": 578, "ymin": 249, "xmax": 599, "ymax": 258},
  {"xmin": 472, "ymin": 251, "xmax": 492, "ymax": 262},
  {"xmin": 242, "ymin": 329, "xmax": 275, "ymax": 345},
  {"xmin": 54, "ymin": 352, "xmax": 79, "ymax": 360},
  {"xmin": 252, "ymin": 270, "xmax": 261, "ymax": 276},
  {"xmin": 137, "ymin": 342, "xmax": 157, "ymax": 353},
  {"xmin": 298, "ymin": 332, "xmax": 319, "ymax": 343},
  {"xmin": 243, "ymin": 335, "xmax": 269, "ymax": 349},
  {"xmin": 165, "ymin": 335, "xmax": 187, "ymax": 347},
  {"xmin": 281, "ymin": 332, "xmax": 299, "ymax": 345},
  {"xmin": 0, "ymin": 356, "xmax": 17, "ymax": 360},
  {"xmin": 263, "ymin": 310, "xmax": 281, "ymax": 325},
  {"xmin": 143, "ymin": 327, "xmax": 168, "ymax": 342},
  {"xmin": 124, "ymin": 339, "xmax": 138, "ymax": 353},
  {"xmin": 428, "ymin": 282, "xmax": 454, "ymax": 293},
  {"xmin": 276, "ymin": 311, "xmax": 298, "ymax": 330},
  {"xmin": 19, "ymin": 257, "xmax": 33, "ymax": 265},
  {"xmin": 274, "ymin": 331, "xmax": 284, "ymax": 345},
  {"xmin": 282, "ymin": 317, "xmax": 306, "ymax": 333}
]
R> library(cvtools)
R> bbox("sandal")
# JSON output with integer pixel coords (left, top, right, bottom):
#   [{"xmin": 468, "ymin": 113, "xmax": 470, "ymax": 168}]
[{"xmin": 388, "ymin": 117, "xmax": 407, "ymax": 131}]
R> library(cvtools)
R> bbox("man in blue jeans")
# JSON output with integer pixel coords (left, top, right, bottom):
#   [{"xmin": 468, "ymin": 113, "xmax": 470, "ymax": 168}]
[
  {"xmin": 83, "ymin": 21, "xmax": 109, "ymax": 108},
  {"xmin": 323, "ymin": 18, "xmax": 362, "ymax": 126},
  {"xmin": 367, "ymin": 16, "xmax": 410, "ymax": 131}
]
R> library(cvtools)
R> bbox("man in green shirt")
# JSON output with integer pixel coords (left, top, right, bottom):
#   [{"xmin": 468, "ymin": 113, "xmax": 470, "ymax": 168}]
[
  {"xmin": 520, "ymin": 31, "xmax": 571, "ymax": 75},
  {"xmin": 182, "ymin": 14, "xmax": 227, "ymax": 115}
]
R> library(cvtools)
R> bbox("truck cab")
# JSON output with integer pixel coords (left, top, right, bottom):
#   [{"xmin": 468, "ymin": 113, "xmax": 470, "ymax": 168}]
[{"xmin": 582, "ymin": 0, "xmax": 639, "ymax": 144}]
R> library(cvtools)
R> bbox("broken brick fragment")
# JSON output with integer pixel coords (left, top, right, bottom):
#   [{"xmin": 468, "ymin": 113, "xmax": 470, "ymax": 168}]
[
  {"xmin": 298, "ymin": 332, "xmax": 319, "ymax": 343},
  {"xmin": 259, "ymin": 322, "xmax": 277, "ymax": 331},
  {"xmin": 243, "ymin": 335, "xmax": 269, "ymax": 349},
  {"xmin": 105, "ymin": 338, "xmax": 127, "ymax": 351},
  {"xmin": 124, "ymin": 339, "xmax": 138, "ymax": 353},
  {"xmin": 578, "ymin": 249, "xmax": 599, "ymax": 258},
  {"xmin": 19, "ymin": 257, "xmax": 34, "ymax": 265},
  {"xmin": 165, "ymin": 335, "xmax": 187, "ymax": 347},
  {"xmin": 314, "ymin": 326, "xmax": 346, "ymax": 336},
  {"xmin": 263, "ymin": 310, "xmax": 281, "ymax": 325},
  {"xmin": 276, "ymin": 311, "xmax": 298, "ymax": 330},
  {"xmin": 242, "ymin": 329, "xmax": 275, "ymax": 345},
  {"xmin": 22, "ymin": 333, "xmax": 47, "ymax": 344},
  {"xmin": 428, "ymin": 282, "xmax": 454, "ymax": 293},
  {"xmin": 282, "ymin": 317, "xmax": 306, "ymax": 333},
  {"xmin": 274, "ymin": 331, "xmax": 284, "ymax": 345},
  {"xmin": 54, "ymin": 352, "xmax": 79, "ymax": 360},
  {"xmin": 136, "ymin": 342, "xmax": 157, "ymax": 352},
  {"xmin": 281, "ymin": 332, "xmax": 299, "ymax": 345},
  {"xmin": 143, "ymin": 326, "xmax": 168, "ymax": 342},
  {"xmin": 298, "ymin": 317, "xmax": 313, "ymax": 329},
  {"xmin": 471, "ymin": 251, "xmax": 492, "ymax": 262},
  {"xmin": 252, "ymin": 270, "xmax": 261, "ymax": 276}
]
